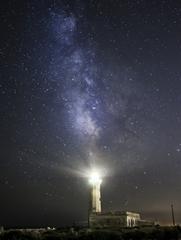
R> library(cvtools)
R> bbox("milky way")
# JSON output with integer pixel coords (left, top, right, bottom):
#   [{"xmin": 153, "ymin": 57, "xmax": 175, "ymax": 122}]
[
  {"xmin": 1, "ymin": 0, "xmax": 181, "ymax": 226},
  {"xmin": 48, "ymin": 10, "xmax": 148, "ymax": 175}
]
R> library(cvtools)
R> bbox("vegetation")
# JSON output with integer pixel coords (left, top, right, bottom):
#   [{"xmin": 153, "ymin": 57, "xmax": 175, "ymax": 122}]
[{"xmin": 0, "ymin": 226, "xmax": 181, "ymax": 240}]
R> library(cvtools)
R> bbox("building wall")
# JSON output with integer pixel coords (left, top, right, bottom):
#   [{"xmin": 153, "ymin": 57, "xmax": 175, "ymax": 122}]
[
  {"xmin": 89, "ymin": 214, "xmax": 127, "ymax": 228},
  {"xmin": 89, "ymin": 212, "xmax": 140, "ymax": 228},
  {"xmin": 126, "ymin": 212, "xmax": 140, "ymax": 227}
]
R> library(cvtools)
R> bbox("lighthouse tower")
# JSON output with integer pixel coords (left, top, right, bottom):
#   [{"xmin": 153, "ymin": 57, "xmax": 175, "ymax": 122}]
[{"xmin": 89, "ymin": 171, "xmax": 102, "ymax": 213}]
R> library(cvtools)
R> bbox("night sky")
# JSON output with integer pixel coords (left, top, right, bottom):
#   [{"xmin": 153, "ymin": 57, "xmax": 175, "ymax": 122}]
[{"xmin": 1, "ymin": 0, "xmax": 181, "ymax": 227}]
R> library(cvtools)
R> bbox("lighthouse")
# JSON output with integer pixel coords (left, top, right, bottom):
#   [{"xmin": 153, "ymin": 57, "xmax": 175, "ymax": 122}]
[
  {"xmin": 87, "ymin": 170, "xmax": 152, "ymax": 229},
  {"xmin": 89, "ymin": 171, "xmax": 102, "ymax": 213}
]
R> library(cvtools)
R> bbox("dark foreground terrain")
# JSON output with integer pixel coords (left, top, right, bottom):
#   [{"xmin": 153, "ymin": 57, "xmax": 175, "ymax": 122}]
[{"xmin": 0, "ymin": 226, "xmax": 181, "ymax": 240}]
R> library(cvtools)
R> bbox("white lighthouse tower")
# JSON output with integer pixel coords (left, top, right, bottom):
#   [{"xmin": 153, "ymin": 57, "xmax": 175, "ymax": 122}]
[{"xmin": 89, "ymin": 171, "xmax": 102, "ymax": 213}]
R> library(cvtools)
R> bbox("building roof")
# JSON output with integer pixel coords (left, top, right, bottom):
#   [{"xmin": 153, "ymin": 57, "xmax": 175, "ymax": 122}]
[{"xmin": 91, "ymin": 211, "xmax": 140, "ymax": 217}]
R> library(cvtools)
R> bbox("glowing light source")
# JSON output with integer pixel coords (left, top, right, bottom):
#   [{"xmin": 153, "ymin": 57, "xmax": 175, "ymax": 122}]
[{"xmin": 89, "ymin": 170, "xmax": 102, "ymax": 184}]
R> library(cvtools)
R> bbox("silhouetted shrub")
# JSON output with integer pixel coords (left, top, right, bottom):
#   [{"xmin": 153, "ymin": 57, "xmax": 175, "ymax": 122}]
[
  {"xmin": 78, "ymin": 231, "xmax": 121, "ymax": 240},
  {"xmin": 0, "ymin": 230, "xmax": 39, "ymax": 240},
  {"xmin": 122, "ymin": 230, "xmax": 147, "ymax": 240},
  {"xmin": 1, "ymin": 227, "xmax": 181, "ymax": 240},
  {"xmin": 41, "ymin": 231, "xmax": 63, "ymax": 240},
  {"xmin": 149, "ymin": 227, "xmax": 179, "ymax": 240}
]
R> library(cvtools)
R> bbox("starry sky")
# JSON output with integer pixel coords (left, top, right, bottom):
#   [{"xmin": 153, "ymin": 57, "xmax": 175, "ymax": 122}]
[{"xmin": 1, "ymin": 0, "xmax": 181, "ymax": 227}]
